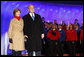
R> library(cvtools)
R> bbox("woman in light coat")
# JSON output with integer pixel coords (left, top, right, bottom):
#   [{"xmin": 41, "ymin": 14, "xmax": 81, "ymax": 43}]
[{"xmin": 8, "ymin": 9, "xmax": 28, "ymax": 56}]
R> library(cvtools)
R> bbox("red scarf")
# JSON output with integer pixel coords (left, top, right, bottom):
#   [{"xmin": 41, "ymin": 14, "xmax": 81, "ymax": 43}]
[{"xmin": 14, "ymin": 16, "xmax": 21, "ymax": 21}]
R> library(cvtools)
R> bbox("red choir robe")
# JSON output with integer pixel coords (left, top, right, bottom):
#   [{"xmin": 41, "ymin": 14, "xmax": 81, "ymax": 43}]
[
  {"xmin": 80, "ymin": 29, "xmax": 83, "ymax": 40},
  {"xmin": 47, "ymin": 30, "xmax": 60, "ymax": 40},
  {"xmin": 65, "ymin": 30, "xmax": 71, "ymax": 41},
  {"xmin": 65, "ymin": 29, "xmax": 78, "ymax": 41}
]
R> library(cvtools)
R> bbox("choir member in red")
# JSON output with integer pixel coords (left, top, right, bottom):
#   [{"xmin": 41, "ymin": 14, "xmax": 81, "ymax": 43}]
[
  {"xmin": 80, "ymin": 28, "xmax": 83, "ymax": 41},
  {"xmin": 47, "ymin": 24, "xmax": 60, "ymax": 56},
  {"xmin": 80, "ymin": 22, "xmax": 83, "ymax": 56},
  {"xmin": 80, "ymin": 22, "xmax": 83, "ymax": 42},
  {"xmin": 75, "ymin": 24, "xmax": 80, "ymax": 53},
  {"xmin": 65, "ymin": 25, "xmax": 70, "ymax": 53},
  {"xmin": 66, "ymin": 24, "xmax": 78, "ymax": 56}
]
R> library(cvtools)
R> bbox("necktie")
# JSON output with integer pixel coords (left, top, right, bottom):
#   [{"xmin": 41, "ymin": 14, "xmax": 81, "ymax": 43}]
[{"xmin": 32, "ymin": 14, "xmax": 34, "ymax": 21}]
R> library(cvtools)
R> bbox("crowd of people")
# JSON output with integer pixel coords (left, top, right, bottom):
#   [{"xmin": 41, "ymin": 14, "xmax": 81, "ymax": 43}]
[
  {"xmin": 8, "ymin": 4, "xmax": 83, "ymax": 56},
  {"xmin": 41, "ymin": 17, "xmax": 83, "ymax": 56}
]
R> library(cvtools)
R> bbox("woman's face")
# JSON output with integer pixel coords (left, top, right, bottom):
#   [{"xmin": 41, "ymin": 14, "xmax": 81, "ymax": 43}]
[
  {"xmin": 52, "ymin": 24, "xmax": 56, "ymax": 29},
  {"xmin": 82, "ymin": 22, "xmax": 83, "ymax": 26},
  {"xmin": 66, "ymin": 26, "xmax": 69, "ymax": 30},
  {"xmin": 74, "ymin": 25, "xmax": 76, "ymax": 29},
  {"xmin": 45, "ymin": 23, "xmax": 48, "ymax": 27},
  {"xmin": 15, "ymin": 11, "xmax": 21, "ymax": 17},
  {"xmin": 58, "ymin": 25, "xmax": 62, "ymax": 29},
  {"xmin": 55, "ymin": 25, "xmax": 57, "ymax": 29},
  {"xmin": 69, "ymin": 24, "xmax": 73, "ymax": 29},
  {"xmin": 62, "ymin": 21, "xmax": 65, "ymax": 24},
  {"xmin": 76, "ymin": 25, "xmax": 79, "ymax": 29},
  {"xmin": 47, "ymin": 24, "xmax": 50, "ymax": 28},
  {"xmin": 54, "ymin": 20, "xmax": 56, "ymax": 23}
]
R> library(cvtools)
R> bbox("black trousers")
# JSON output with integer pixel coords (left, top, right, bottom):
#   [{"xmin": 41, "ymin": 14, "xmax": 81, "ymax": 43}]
[
  {"xmin": 41, "ymin": 40, "xmax": 46, "ymax": 55},
  {"xmin": 80, "ymin": 41, "xmax": 83, "ymax": 56},
  {"xmin": 49, "ymin": 40, "xmax": 63, "ymax": 56},
  {"xmin": 76, "ymin": 41, "xmax": 80, "ymax": 53},
  {"xmin": 67, "ymin": 41, "xmax": 76, "ymax": 56},
  {"xmin": 41, "ymin": 39, "xmax": 50, "ymax": 56},
  {"xmin": 12, "ymin": 50, "xmax": 21, "ymax": 56},
  {"xmin": 59, "ymin": 41, "xmax": 64, "ymax": 56}
]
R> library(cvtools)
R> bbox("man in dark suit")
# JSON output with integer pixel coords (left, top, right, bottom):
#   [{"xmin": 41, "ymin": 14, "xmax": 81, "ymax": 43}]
[{"xmin": 23, "ymin": 4, "xmax": 44, "ymax": 56}]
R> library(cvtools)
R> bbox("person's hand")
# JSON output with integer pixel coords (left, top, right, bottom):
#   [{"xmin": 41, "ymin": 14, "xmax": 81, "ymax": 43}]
[
  {"xmin": 41, "ymin": 34, "xmax": 44, "ymax": 39},
  {"xmin": 80, "ymin": 41, "xmax": 81, "ymax": 44},
  {"xmin": 24, "ymin": 35, "xmax": 28, "ymax": 38},
  {"xmin": 24, "ymin": 35, "xmax": 28, "ymax": 42},
  {"xmin": 72, "ymin": 41, "xmax": 74, "ymax": 44},
  {"xmin": 43, "ymin": 41, "xmax": 45, "ymax": 45},
  {"xmin": 9, "ymin": 38, "xmax": 13, "ymax": 43}
]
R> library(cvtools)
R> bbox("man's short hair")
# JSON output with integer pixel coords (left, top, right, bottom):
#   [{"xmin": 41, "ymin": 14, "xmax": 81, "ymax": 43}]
[
  {"xmin": 28, "ymin": 4, "xmax": 34, "ymax": 9},
  {"xmin": 58, "ymin": 24, "xmax": 62, "ymax": 26},
  {"xmin": 75, "ymin": 19, "xmax": 78, "ymax": 21},
  {"xmin": 42, "ymin": 17, "xmax": 45, "ymax": 19}
]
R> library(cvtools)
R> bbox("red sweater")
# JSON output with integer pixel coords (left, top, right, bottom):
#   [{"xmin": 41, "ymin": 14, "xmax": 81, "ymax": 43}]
[
  {"xmin": 80, "ymin": 29, "xmax": 83, "ymax": 40},
  {"xmin": 47, "ymin": 30, "xmax": 60, "ymax": 40},
  {"xmin": 65, "ymin": 30, "xmax": 70, "ymax": 41},
  {"xmin": 65, "ymin": 29, "xmax": 78, "ymax": 41}
]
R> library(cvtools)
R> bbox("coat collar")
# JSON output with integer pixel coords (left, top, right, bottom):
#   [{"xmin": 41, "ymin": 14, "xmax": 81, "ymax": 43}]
[
  {"xmin": 27, "ymin": 12, "xmax": 36, "ymax": 17},
  {"xmin": 27, "ymin": 13, "xmax": 37, "ymax": 22}
]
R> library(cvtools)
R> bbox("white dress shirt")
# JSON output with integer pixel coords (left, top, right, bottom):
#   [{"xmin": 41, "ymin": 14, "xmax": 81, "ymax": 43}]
[{"xmin": 29, "ymin": 13, "xmax": 35, "ymax": 18}]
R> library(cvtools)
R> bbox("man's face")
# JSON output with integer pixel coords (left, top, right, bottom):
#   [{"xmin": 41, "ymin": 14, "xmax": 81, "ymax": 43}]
[
  {"xmin": 82, "ymin": 22, "xmax": 83, "ymax": 26},
  {"xmin": 52, "ymin": 24, "xmax": 56, "ymax": 29},
  {"xmin": 58, "ymin": 25, "xmax": 62, "ymax": 29},
  {"xmin": 74, "ymin": 25, "xmax": 76, "ymax": 29},
  {"xmin": 63, "ymin": 21, "xmax": 65, "ymax": 24},
  {"xmin": 28, "ymin": 5, "xmax": 34, "ymax": 13},
  {"xmin": 45, "ymin": 23, "xmax": 48, "ymax": 26},
  {"xmin": 54, "ymin": 20, "xmax": 57, "ymax": 24},
  {"xmin": 66, "ymin": 26, "xmax": 69, "ymax": 30},
  {"xmin": 69, "ymin": 24, "xmax": 72, "ymax": 29},
  {"xmin": 42, "ymin": 18, "xmax": 45, "ymax": 21},
  {"xmin": 75, "ymin": 20, "xmax": 78, "ymax": 23}
]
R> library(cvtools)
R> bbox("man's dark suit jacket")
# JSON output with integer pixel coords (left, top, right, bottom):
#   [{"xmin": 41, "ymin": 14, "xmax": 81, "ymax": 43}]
[{"xmin": 23, "ymin": 13, "xmax": 44, "ymax": 52}]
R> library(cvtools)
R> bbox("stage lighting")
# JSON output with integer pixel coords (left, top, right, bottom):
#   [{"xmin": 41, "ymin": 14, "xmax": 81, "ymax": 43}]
[
  {"xmin": 24, "ymin": 5, "xmax": 28, "ymax": 7},
  {"xmin": 76, "ymin": 10, "xmax": 79, "ymax": 12},
  {"xmin": 67, "ymin": 11, "xmax": 71, "ymax": 13},
  {"xmin": 16, "ymin": 4, "xmax": 19, "ymax": 7},
  {"xmin": 64, "ymin": 10, "xmax": 66, "ymax": 12},
  {"xmin": 47, "ymin": 20, "xmax": 50, "ymax": 23},
  {"xmin": 3, "ymin": 1, "xmax": 7, "ymax": 4},
  {"xmin": 50, "ymin": 9, "xmax": 53, "ymax": 11},
  {"xmin": 60, "ymin": 8, "xmax": 63, "ymax": 9},
  {"xmin": 56, "ymin": 10, "xmax": 58, "ymax": 12},
  {"xmin": 12, "ymin": 3, "xmax": 15, "ymax": 5},
  {"xmin": 37, "ymin": 7, "xmax": 40, "ymax": 9},
  {"xmin": 81, "ymin": 11, "xmax": 83, "ymax": 13},
  {"xmin": 42, "ymin": 9, "xmax": 45, "ymax": 11}
]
